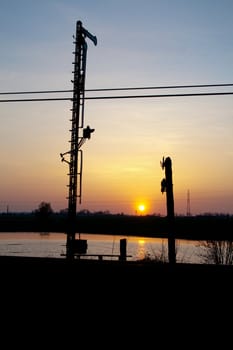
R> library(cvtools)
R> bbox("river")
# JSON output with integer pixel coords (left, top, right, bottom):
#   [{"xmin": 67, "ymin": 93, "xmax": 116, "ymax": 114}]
[{"xmin": 0, "ymin": 232, "xmax": 203, "ymax": 263}]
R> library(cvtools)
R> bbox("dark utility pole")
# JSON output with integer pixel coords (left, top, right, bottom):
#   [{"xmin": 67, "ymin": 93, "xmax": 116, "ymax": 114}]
[{"xmin": 161, "ymin": 156, "xmax": 176, "ymax": 264}]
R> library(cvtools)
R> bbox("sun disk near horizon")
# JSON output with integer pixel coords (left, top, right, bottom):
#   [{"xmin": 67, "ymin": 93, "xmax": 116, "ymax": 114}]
[{"xmin": 137, "ymin": 203, "xmax": 146, "ymax": 215}]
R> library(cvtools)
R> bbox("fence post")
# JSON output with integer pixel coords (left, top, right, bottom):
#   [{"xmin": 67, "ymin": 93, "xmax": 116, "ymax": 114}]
[{"xmin": 119, "ymin": 238, "xmax": 127, "ymax": 261}]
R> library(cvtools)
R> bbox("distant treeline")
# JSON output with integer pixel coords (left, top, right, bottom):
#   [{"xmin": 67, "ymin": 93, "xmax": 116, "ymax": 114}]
[{"xmin": 0, "ymin": 212, "xmax": 232, "ymax": 241}]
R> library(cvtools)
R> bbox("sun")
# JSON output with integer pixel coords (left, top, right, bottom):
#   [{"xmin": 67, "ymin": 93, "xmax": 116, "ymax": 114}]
[
  {"xmin": 138, "ymin": 203, "xmax": 146, "ymax": 214},
  {"xmin": 134, "ymin": 201, "xmax": 149, "ymax": 215}
]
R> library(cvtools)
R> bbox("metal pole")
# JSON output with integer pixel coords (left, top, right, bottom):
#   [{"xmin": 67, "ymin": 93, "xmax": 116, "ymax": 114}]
[
  {"xmin": 61, "ymin": 21, "xmax": 97, "ymax": 259},
  {"xmin": 161, "ymin": 156, "xmax": 176, "ymax": 264}
]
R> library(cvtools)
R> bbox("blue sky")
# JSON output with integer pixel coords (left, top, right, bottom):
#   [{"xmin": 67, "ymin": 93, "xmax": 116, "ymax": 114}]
[
  {"xmin": 0, "ymin": 0, "xmax": 233, "ymax": 214},
  {"xmin": 1, "ymin": 0, "xmax": 233, "ymax": 88}
]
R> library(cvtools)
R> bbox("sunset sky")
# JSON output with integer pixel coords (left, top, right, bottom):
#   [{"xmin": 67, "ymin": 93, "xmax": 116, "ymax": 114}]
[{"xmin": 0, "ymin": 0, "xmax": 233, "ymax": 215}]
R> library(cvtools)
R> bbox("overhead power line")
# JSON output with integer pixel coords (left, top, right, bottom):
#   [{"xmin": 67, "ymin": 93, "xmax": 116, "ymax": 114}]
[
  {"xmin": 0, "ymin": 97, "xmax": 71, "ymax": 103},
  {"xmin": 1, "ymin": 91, "xmax": 233, "ymax": 102},
  {"xmin": 0, "ymin": 90, "xmax": 72, "ymax": 95},
  {"xmin": 86, "ymin": 91, "xmax": 233, "ymax": 100},
  {"xmin": 0, "ymin": 82, "xmax": 233, "ymax": 95},
  {"xmin": 91, "ymin": 82, "xmax": 233, "ymax": 91}
]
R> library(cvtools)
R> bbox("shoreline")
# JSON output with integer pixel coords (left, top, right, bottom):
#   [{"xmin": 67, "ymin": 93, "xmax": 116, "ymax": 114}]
[{"xmin": 2, "ymin": 255, "xmax": 233, "ymax": 305}]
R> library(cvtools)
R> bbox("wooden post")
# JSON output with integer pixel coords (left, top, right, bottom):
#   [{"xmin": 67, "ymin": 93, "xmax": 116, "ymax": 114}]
[{"xmin": 119, "ymin": 238, "xmax": 127, "ymax": 261}]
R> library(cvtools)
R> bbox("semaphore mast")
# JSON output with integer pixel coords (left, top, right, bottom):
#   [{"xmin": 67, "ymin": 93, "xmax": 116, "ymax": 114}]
[{"xmin": 60, "ymin": 21, "xmax": 97, "ymax": 259}]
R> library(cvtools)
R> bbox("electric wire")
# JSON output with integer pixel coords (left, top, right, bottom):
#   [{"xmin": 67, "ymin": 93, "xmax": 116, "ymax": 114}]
[
  {"xmin": 0, "ymin": 97, "xmax": 71, "ymax": 102},
  {"xmin": 86, "ymin": 91, "xmax": 233, "ymax": 99},
  {"xmin": 1, "ymin": 91, "xmax": 233, "ymax": 102},
  {"xmin": 0, "ymin": 82, "xmax": 233, "ymax": 95}
]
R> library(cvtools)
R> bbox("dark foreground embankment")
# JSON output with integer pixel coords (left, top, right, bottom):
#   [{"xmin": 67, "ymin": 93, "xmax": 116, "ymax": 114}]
[
  {"xmin": 1, "ymin": 255, "xmax": 233, "ymax": 296},
  {"xmin": 1, "ymin": 255, "xmax": 233, "ymax": 340}
]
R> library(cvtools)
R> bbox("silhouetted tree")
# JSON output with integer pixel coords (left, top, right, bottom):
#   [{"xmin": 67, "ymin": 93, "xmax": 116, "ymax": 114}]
[{"xmin": 34, "ymin": 202, "xmax": 53, "ymax": 220}]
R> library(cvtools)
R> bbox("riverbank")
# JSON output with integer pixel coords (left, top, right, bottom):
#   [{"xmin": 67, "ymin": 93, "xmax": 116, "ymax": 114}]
[
  {"xmin": 0, "ymin": 212, "xmax": 232, "ymax": 240},
  {"xmin": 2, "ymin": 254, "xmax": 233, "ymax": 336},
  {"xmin": 2, "ymin": 255, "xmax": 233, "ymax": 294}
]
